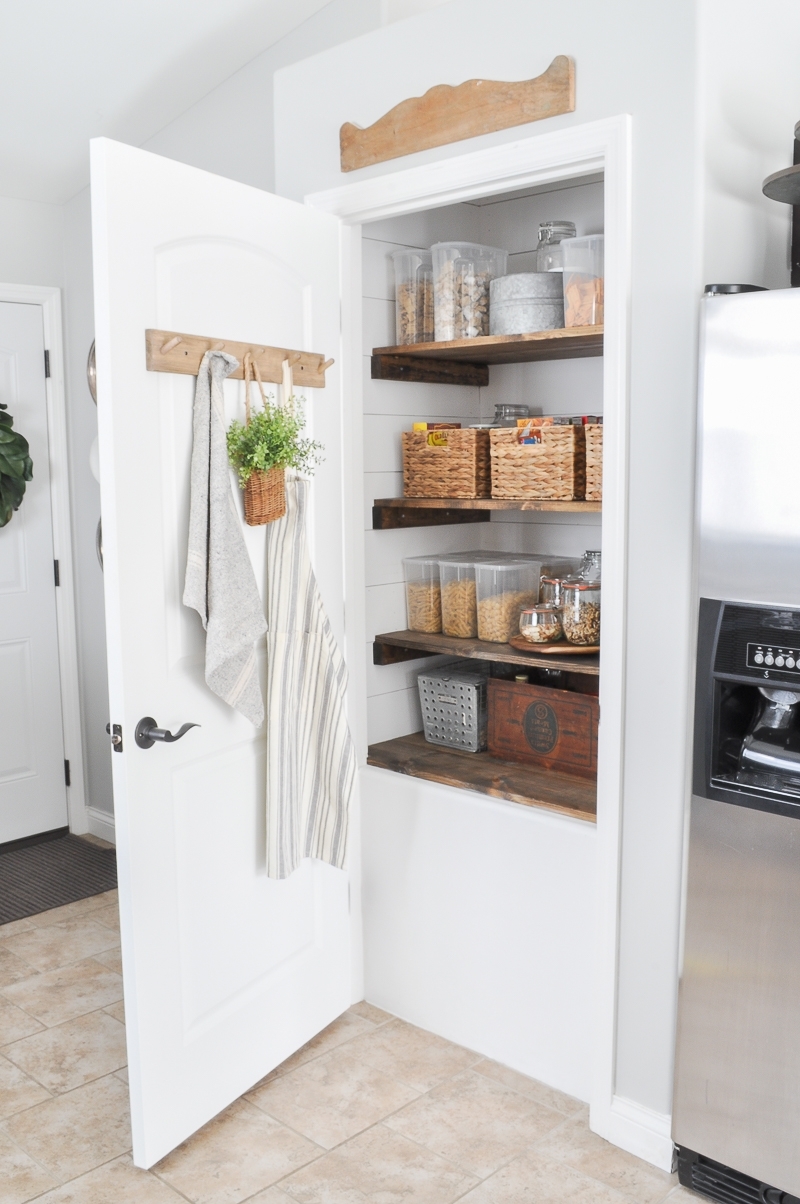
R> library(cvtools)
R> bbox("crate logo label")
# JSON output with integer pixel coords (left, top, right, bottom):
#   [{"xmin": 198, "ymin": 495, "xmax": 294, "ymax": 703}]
[{"xmin": 524, "ymin": 701, "xmax": 559, "ymax": 754}]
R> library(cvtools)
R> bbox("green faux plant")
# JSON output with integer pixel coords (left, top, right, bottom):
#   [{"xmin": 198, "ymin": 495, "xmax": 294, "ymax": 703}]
[
  {"xmin": 0, "ymin": 402, "xmax": 33, "ymax": 528},
  {"xmin": 227, "ymin": 395, "xmax": 322, "ymax": 486}
]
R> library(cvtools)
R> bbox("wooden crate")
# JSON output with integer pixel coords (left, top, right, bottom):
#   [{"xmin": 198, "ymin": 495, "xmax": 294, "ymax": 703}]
[
  {"xmin": 489, "ymin": 425, "xmax": 585, "ymax": 500},
  {"xmin": 402, "ymin": 428, "xmax": 491, "ymax": 498},
  {"xmin": 585, "ymin": 424, "xmax": 603, "ymax": 501},
  {"xmin": 487, "ymin": 677, "xmax": 598, "ymax": 779}
]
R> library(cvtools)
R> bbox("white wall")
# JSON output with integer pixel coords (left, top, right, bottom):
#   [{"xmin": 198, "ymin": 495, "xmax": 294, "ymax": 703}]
[
  {"xmin": 275, "ymin": 0, "xmax": 701, "ymax": 1138},
  {"xmin": 62, "ymin": 188, "xmax": 114, "ymax": 828},
  {"xmin": 700, "ymin": 0, "xmax": 800, "ymax": 288}
]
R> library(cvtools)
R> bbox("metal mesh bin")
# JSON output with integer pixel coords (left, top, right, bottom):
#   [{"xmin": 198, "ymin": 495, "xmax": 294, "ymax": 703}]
[{"xmin": 417, "ymin": 665, "xmax": 488, "ymax": 752}]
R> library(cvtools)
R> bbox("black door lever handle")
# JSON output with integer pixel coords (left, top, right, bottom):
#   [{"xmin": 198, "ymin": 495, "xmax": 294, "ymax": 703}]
[{"xmin": 135, "ymin": 717, "xmax": 200, "ymax": 750}]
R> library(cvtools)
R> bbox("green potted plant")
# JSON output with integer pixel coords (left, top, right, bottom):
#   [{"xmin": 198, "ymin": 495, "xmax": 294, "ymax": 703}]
[
  {"xmin": 227, "ymin": 390, "xmax": 321, "ymax": 526},
  {"xmin": 0, "ymin": 402, "xmax": 33, "ymax": 528}
]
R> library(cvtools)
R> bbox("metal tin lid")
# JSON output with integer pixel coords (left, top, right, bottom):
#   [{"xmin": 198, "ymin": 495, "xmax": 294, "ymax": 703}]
[{"xmin": 703, "ymin": 283, "xmax": 768, "ymax": 295}]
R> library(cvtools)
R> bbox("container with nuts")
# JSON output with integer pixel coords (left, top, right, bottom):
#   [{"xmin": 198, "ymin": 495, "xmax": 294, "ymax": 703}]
[
  {"xmin": 392, "ymin": 250, "xmax": 434, "ymax": 345},
  {"xmin": 561, "ymin": 580, "xmax": 601, "ymax": 645},
  {"xmin": 519, "ymin": 605, "xmax": 563, "ymax": 644},
  {"xmin": 403, "ymin": 555, "xmax": 442, "ymax": 633},
  {"xmin": 475, "ymin": 560, "xmax": 540, "ymax": 644},
  {"xmin": 431, "ymin": 242, "xmax": 507, "ymax": 341}
]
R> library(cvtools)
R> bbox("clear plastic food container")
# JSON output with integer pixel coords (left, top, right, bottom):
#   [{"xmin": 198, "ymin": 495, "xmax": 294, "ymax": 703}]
[
  {"xmin": 432, "ymin": 242, "xmax": 508, "ymax": 341},
  {"xmin": 561, "ymin": 580, "xmax": 601, "ymax": 645},
  {"xmin": 403, "ymin": 555, "xmax": 442, "ymax": 633},
  {"xmin": 475, "ymin": 560, "xmax": 540, "ymax": 643},
  {"xmin": 439, "ymin": 558, "xmax": 479, "ymax": 638},
  {"xmin": 519, "ymin": 604, "xmax": 563, "ymax": 644},
  {"xmin": 561, "ymin": 234, "xmax": 604, "ymax": 327},
  {"xmin": 392, "ymin": 250, "xmax": 434, "ymax": 345}
]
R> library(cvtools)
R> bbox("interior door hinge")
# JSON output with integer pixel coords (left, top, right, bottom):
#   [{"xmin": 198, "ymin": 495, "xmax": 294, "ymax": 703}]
[
  {"xmin": 64, "ymin": 759, "xmax": 71, "ymax": 787},
  {"xmin": 106, "ymin": 722, "xmax": 123, "ymax": 752},
  {"xmin": 53, "ymin": 560, "xmax": 60, "ymax": 587},
  {"xmin": 44, "ymin": 349, "xmax": 50, "ymax": 378}
]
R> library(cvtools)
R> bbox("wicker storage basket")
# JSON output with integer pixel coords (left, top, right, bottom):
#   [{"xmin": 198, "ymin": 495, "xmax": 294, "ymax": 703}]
[
  {"xmin": 402, "ymin": 429, "xmax": 490, "ymax": 499},
  {"xmin": 243, "ymin": 466, "xmax": 286, "ymax": 525},
  {"xmin": 490, "ymin": 425, "xmax": 586, "ymax": 500},
  {"xmin": 585, "ymin": 424, "xmax": 603, "ymax": 501}
]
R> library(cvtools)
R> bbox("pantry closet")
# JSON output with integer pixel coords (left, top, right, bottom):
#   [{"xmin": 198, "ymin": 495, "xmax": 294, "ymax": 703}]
[{"xmin": 361, "ymin": 177, "xmax": 604, "ymax": 814}]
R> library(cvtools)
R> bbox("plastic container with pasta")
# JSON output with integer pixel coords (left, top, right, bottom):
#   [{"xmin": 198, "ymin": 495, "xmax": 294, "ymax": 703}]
[
  {"xmin": 475, "ymin": 560, "xmax": 540, "ymax": 643},
  {"xmin": 439, "ymin": 558, "xmax": 480, "ymax": 638},
  {"xmin": 403, "ymin": 555, "xmax": 442, "ymax": 633}
]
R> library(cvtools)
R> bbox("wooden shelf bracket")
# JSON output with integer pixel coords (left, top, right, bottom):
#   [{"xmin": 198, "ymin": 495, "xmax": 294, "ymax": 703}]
[{"xmin": 145, "ymin": 329, "xmax": 334, "ymax": 388}]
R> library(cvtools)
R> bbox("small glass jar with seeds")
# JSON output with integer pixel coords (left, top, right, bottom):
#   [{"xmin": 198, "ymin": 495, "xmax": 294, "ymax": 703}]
[
  {"xmin": 561, "ymin": 580, "xmax": 601, "ymax": 645},
  {"xmin": 519, "ymin": 604, "xmax": 563, "ymax": 644}
]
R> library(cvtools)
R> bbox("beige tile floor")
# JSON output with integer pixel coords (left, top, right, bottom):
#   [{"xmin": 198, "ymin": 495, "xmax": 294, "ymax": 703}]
[{"xmin": 0, "ymin": 889, "xmax": 696, "ymax": 1204}]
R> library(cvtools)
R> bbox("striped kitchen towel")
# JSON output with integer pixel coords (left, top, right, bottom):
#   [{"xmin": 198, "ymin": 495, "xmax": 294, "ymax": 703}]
[{"xmin": 265, "ymin": 475, "xmax": 356, "ymax": 878}]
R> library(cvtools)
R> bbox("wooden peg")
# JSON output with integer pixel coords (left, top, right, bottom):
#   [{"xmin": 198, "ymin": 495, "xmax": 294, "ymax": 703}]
[
  {"xmin": 160, "ymin": 335, "xmax": 182, "ymax": 354},
  {"xmin": 287, "ymin": 353, "xmax": 302, "ymax": 367},
  {"xmin": 211, "ymin": 341, "xmax": 226, "ymax": 351},
  {"xmin": 320, "ymin": 358, "xmax": 335, "ymax": 372}
]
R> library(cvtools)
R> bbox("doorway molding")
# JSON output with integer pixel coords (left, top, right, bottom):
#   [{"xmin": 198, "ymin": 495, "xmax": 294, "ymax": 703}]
[
  {"xmin": 305, "ymin": 116, "xmax": 672, "ymax": 1170},
  {"xmin": 0, "ymin": 282, "xmax": 87, "ymax": 836}
]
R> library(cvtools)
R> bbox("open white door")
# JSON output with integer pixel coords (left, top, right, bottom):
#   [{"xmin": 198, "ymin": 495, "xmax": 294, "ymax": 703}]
[{"xmin": 91, "ymin": 139, "xmax": 351, "ymax": 1168}]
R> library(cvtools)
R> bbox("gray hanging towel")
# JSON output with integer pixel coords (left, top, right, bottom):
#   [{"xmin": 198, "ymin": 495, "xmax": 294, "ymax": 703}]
[
  {"xmin": 183, "ymin": 351, "xmax": 266, "ymax": 726},
  {"xmin": 265, "ymin": 475, "xmax": 356, "ymax": 878}
]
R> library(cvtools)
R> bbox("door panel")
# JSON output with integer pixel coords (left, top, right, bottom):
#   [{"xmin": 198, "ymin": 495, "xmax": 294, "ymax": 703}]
[
  {"xmin": 0, "ymin": 302, "xmax": 67, "ymax": 840},
  {"xmin": 91, "ymin": 139, "xmax": 349, "ymax": 1167}
]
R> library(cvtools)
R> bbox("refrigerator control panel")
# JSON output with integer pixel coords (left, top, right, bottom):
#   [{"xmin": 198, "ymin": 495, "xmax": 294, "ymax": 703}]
[{"xmin": 746, "ymin": 642, "xmax": 800, "ymax": 674}]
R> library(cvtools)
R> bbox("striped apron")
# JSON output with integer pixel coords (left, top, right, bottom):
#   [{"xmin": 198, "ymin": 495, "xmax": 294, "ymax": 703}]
[{"xmin": 265, "ymin": 475, "xmax": 356, "ymax": 879}]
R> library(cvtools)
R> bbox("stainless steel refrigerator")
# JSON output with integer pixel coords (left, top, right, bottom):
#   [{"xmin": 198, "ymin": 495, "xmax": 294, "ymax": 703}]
[{"xmin": 673, "ymin": 286, "xmax": 800, "ymax": 1202}]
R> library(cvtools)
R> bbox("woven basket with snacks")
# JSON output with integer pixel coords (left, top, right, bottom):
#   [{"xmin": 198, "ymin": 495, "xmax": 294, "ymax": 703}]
[
  {"xmin": 402, "ymin": 428, "xmax": 490, "ymax": 499},
  {"xmin": 489, "ymin": 424, "xmax": 586, "ymax": 501},
  {"xmin": 585, "ymin": 423, "xmax": 603, "ymax": 501}
]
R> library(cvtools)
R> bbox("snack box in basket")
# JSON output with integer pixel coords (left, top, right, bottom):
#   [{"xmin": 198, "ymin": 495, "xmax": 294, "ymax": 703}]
[{"xmin": 487, "ymin": 677, "xmax": 598, "ymax": 778}]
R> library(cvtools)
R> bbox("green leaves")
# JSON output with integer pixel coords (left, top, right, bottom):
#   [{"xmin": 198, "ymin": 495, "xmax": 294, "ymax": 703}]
[
  {"xmin": 0, "ymin": 402, "xmax": 33, "ymax": 528},
  {"xmin": 227, "ymin": 395, "xmax": 322, "ymax": 487}
]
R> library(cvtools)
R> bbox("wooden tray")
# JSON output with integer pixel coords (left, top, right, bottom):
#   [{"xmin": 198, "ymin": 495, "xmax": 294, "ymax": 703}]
[{"xmin": 508, "ymin": 636, "xmax": 600, "ymax": 656}]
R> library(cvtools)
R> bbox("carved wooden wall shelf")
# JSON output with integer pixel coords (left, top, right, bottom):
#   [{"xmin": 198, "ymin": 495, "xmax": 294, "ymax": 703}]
[{"xmin": 339, "ymin": 55, "xmax": 575, "ymax": 173}]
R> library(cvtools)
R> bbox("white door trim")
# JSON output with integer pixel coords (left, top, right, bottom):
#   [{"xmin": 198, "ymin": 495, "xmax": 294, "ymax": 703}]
[
  {"xmin": 304, "ymin": 116, "xmax": 663, "ymax": 1167},
  {"xmin": 0, "ymin": 283, "xmax": 87, "ymax": 836}
]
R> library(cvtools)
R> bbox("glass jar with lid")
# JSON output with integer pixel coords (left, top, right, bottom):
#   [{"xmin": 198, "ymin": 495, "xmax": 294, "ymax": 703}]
[
  {"xmin": 519, "ymin": 604, "xmax": 563, "ymax": 644},
  {"xmin": 540, "ymin": 572, "xmax": 579, "ymax": 608},
  {"xmin": 536, "ymin": 221, "xmax": 577, "ymax": 273},
  {"xmin": 561, "ymin": 580, "xmax": 601, "ymax": 645},
  {"xmin": 580, "ymin": 550, "xmax": 602, "ymax": 582},
  {"xmin": 493, "ymin": 403, "xmax": 530, "ymax": 427}
]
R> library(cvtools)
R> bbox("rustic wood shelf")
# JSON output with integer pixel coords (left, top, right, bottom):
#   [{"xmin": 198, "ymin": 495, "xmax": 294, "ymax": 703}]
[
  {"xmin": 374, "ymin": 630, "xmax": 600, "ymax": 676},
  {"xmin": 372, "ymin": 325, "xmax": 602, "ymax": 385},
  {"xmin": 367, "ymin": 732, "xmax": 596, "ymax": 821},
  {"xmin": 373, "ymin": 496, "xmax": 601, "ymax": 529}
]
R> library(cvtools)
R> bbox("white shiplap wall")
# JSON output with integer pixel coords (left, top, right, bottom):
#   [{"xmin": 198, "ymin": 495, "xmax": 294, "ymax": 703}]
[{"xmin": 363, "ymin": 179, "xmax": 604, "ymax": 744}]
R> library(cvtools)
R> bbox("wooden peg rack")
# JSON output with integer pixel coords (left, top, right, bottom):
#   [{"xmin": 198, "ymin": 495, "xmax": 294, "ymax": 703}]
[{"xmin": 145, "ymin": 329, "xmax": 334, "ymax": 388}]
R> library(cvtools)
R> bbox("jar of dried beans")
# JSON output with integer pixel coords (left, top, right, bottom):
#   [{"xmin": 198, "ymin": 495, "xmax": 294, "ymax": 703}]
[
  {"xmin": 561, "ymin": 580, "xmax": 601, "ymax": 645},
  {"xmin": 431, "ymin": 242, "xmax": 507, "ymax": 341}
]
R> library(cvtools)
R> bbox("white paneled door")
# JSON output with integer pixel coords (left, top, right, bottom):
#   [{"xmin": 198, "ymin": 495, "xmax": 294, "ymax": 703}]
[
  {"xmin": 0, "ymin": 302, "xmax": 67, "ymax": 843},
  {"xmin": 91, "ymin": 139, "xmax": 350, "ymax": 1168}
]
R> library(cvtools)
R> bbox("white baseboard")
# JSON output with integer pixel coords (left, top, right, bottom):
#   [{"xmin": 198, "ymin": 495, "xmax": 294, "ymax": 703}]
[
  {"xmin": 86, "ymin": 806, "xmax": 116, "ymax": 845},
  {"xmin": 593, "ymin": 1095, "xmax": 675, "ymax": 1172}
]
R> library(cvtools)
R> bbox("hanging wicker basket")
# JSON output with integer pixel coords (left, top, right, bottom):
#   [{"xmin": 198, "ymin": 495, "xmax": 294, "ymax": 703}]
[
  {"xmin": 238, "ymin": 352, "xmax": 287, "ymax": 526},
  {"xmin": 243, "ymin": 466, "xmax": 286, "ymax": 525}
]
